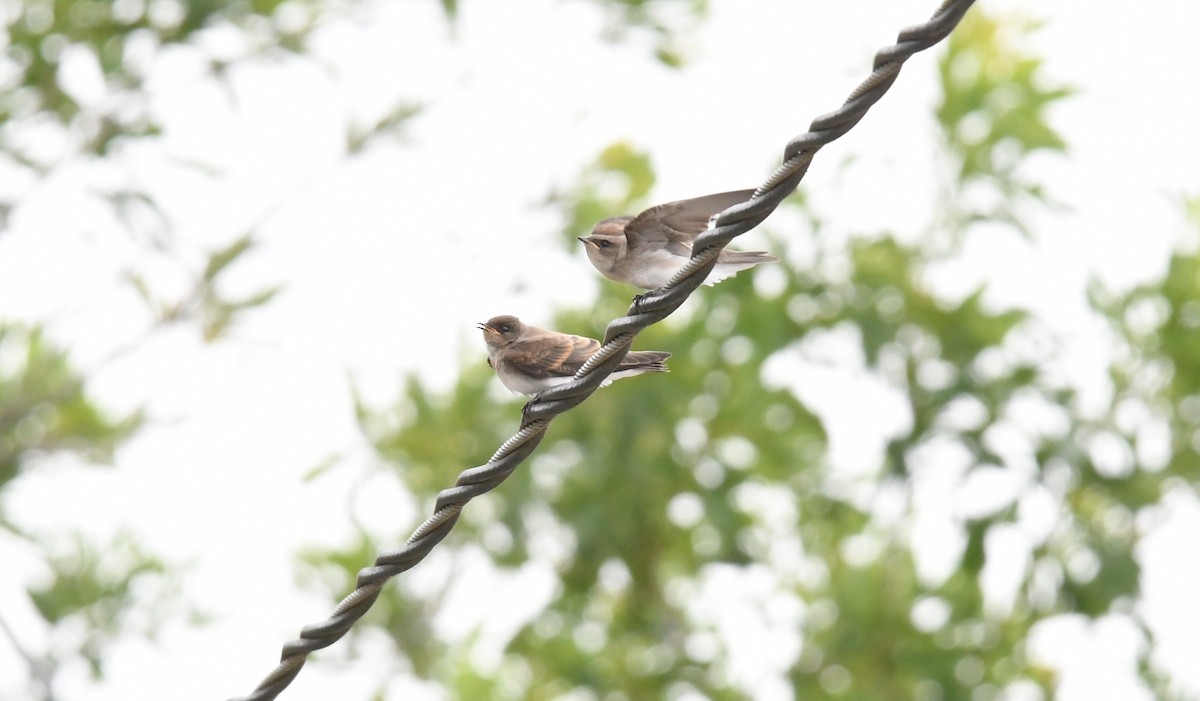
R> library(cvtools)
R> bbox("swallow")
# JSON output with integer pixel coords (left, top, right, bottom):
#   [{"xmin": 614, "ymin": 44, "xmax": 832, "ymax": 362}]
[
  {"xmin": 578, "ymin": 189, "xmax": 777, "ymax": 289},
  {"xmin": 478, "ymin": 315, "xmax": 670, "ymax": 395}
]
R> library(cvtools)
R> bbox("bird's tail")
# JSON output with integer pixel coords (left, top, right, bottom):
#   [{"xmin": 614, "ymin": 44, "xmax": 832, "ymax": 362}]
[
  {"xmin": 619, "ymin": 350, "xmax": 671, "ymax": 373},
  {"xmin": 717, "ymin": 250, "xmax": 778, "ymax": 264}
]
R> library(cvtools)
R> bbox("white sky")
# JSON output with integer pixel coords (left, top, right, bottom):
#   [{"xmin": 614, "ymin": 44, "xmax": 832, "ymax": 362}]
[{"xmin": 1, "ymin": 0, "xmax": 1199, "ymax": 699}]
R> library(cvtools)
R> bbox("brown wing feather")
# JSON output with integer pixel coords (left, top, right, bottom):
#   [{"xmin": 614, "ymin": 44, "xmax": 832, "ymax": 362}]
[
  {"xmin": 625, "ymin": 189, "xmax": 756, "ymax": 251},
  {"xmin": 507, "ymin": 333, "xmax": 600, "ymax": 379}
]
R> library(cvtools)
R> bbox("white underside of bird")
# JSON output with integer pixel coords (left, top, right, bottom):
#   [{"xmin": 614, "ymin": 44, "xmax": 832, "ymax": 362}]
[
  {"xmin": 494, "ymin": 366, "xmax": 659, "ymax": 395},
  {"xmin": 620, "ymin": 248, "xmax": 763, "ymax": 290}
]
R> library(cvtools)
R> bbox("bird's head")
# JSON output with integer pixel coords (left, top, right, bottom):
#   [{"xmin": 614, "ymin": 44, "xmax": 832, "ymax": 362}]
[
  {"xmin": 477, "ymin": 315, "xmax": 524, "ymax": 349},
  {"xmin": 578, "ymin": 220, "xmax": 628, "ymax": 275}
]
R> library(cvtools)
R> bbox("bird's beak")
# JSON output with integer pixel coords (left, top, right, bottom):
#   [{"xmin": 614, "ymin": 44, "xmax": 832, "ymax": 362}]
[
  {"xmin": 578, "ymin": 236, "xmax": 596, "ymax": 248},
  {"xmin": 477, "ymin": 322, "xmax": 492, "ymax": 332}
]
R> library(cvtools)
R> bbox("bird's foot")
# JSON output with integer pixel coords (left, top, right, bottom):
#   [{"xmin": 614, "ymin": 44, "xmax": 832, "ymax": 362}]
[{"xmin": 631, "ymin": 290, "xmax": 655, "ymax": 313}]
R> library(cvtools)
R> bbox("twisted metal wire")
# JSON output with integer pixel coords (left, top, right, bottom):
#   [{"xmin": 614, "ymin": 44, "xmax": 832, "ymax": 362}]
[{"xmin": 231, "ymin": 0, "xmax": 975, "ymax": 697}]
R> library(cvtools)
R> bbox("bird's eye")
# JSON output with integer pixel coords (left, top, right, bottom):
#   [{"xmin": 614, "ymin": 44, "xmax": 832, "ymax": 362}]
[
  {"xmin": 500, "ymin": 325, "xmax": 510, "ymax": 332},
  {"xmin": 598, "ymin": 240, "xmax": 611, "ymax": 248}
]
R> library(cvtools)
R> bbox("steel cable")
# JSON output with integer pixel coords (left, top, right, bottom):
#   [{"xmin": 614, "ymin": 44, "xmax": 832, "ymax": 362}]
[{"xmin": 231, "ymin": 0, "xmax": 975, "ymax": 697}]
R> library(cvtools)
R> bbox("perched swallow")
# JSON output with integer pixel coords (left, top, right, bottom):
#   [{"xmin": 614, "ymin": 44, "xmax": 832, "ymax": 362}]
[
  {"xmin": 578, "ymin": 189, "xmax": 777, "ymax": 290},
  {"xmin": 478, "ymin": 315, "xmax": 670, "ymax": 396}
]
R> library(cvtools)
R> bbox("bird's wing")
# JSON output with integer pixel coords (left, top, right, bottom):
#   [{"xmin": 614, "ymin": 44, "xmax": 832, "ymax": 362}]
[
  {"xmin": 625, "ymin": 189, "xmax": 756, "ymax": 254},
  {"xmin": 508, "ymin": 332, "xmax": 600, "ymax": 379}
]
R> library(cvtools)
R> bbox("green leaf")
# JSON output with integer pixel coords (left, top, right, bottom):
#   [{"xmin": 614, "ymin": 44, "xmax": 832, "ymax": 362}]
[{"xmin": 203, "ymin": 234, "xmax": 256, "ymax": 284}]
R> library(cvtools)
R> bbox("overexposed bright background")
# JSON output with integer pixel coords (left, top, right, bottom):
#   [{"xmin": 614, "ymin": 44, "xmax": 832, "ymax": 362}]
[{"xmin": 2, "ymin": 0, "xmax": 1199, "ymax": 699}]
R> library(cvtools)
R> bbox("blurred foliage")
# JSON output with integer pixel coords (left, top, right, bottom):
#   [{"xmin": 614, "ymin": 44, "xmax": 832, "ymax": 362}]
[
  {"xmin": 581, "ymin": 0, "xmax": 710, "ymax": 68},
  {"xmin": 124, "ymin": 233, "xmax": 283, "ymax": 341},
  {"xmin": 0, "ymin": 0, "xmax": 698, "ymax": 189},
  {"xmin": 0, "ymin": 0, "xmax": 339, "ymax": 178},
  {"xmin": 551, "ymin": 140, "xmax": 658, "ymax": 251},
  {"xmin": 0, "ymin": 324, "xmax": 182, "ymax": 699},
  {"xmin": 1090, "ymin": 226, "xmax": 1200, "ymax": 486},
  {"xmin": 0, "ymin": 1, "xmax": 741, "ymax": 697},
  {"xmin": 27, "ymin": 530, "xmax": 177, "ymax": 678},
  {"xmin": 2, "ymin": 0, "xmax": 358, "ymax": 335},
  {"xmin": 298, "ymin": 8, "xmax": 1199, "ymax": 701},
  {"xmin": 0, "ymin": 324, "xmax": 141, "ymax": 494},
  {"xmin": 935, "ymin": 13, "xmax": 1073, "ymax": 241},
  {"xmin": 1, "ymin": 0, "xmax": 335, "ymax": 693},
  {"xmin": 3, "ymin": 0, "xmax": 1195, "ymax": 700}
]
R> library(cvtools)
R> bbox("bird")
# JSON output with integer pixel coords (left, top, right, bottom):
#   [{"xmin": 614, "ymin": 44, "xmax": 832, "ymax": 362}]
[
  {"xmin": 478, "ymin": 315, "xmax": 670, "ymax": 396},
  {"xmin": 578, "ymin": 189, "xmax": 777, "ymax": 290}
]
